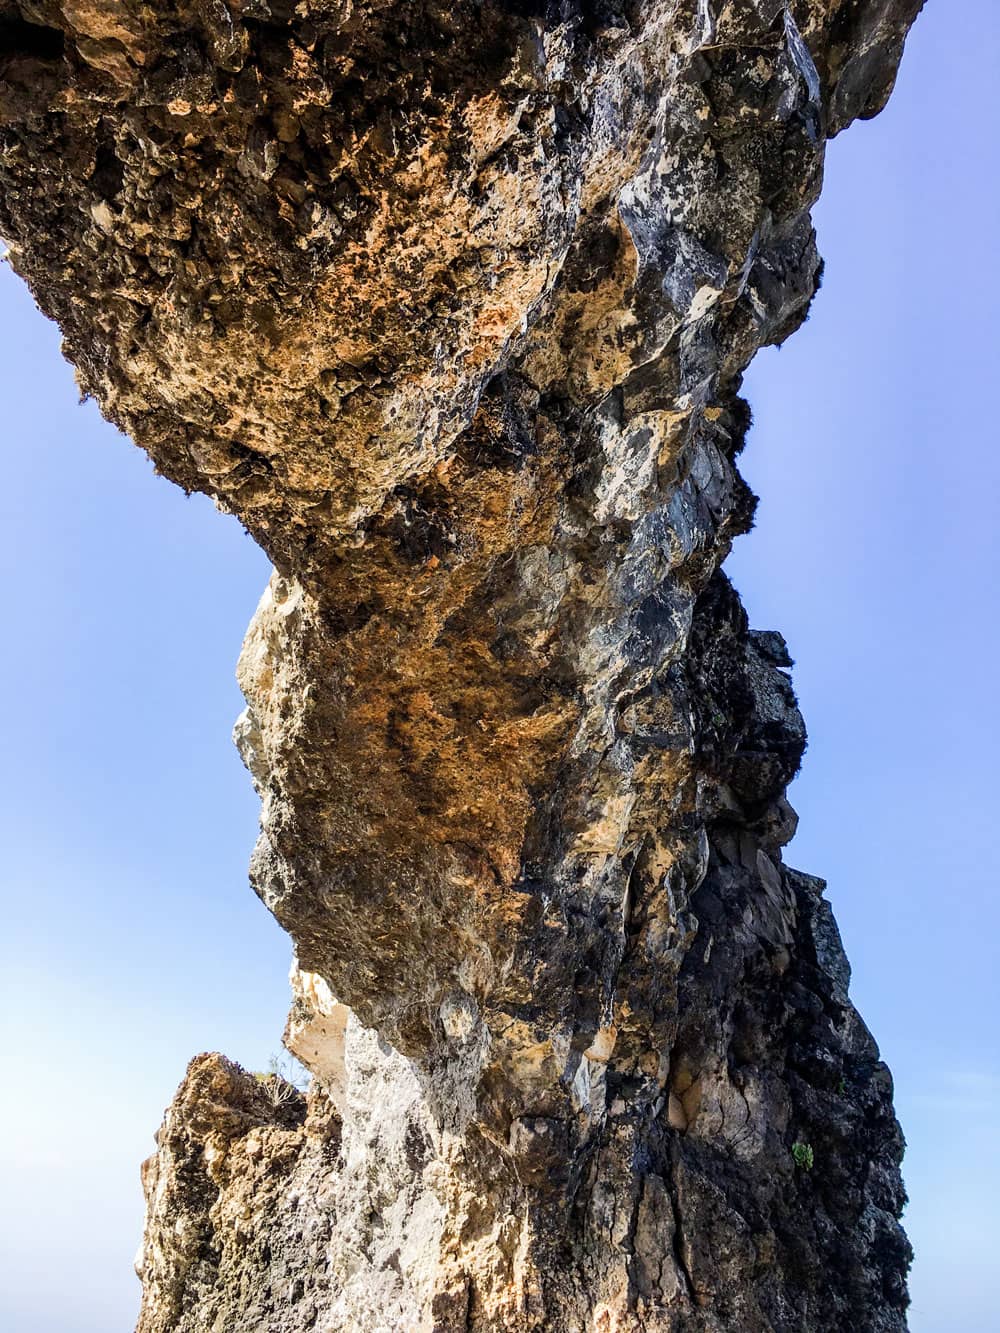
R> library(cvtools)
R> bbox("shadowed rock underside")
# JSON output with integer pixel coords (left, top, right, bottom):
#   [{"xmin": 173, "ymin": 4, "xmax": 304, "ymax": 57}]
[{"xmin": 0, "ymin": 0, "xmax": 922, "ymax": 1328}]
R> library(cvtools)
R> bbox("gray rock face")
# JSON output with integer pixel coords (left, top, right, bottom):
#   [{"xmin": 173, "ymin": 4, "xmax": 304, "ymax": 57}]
[{"xmin": 0, "ymin": 1, "xmax": 922, "ymax": 1327}]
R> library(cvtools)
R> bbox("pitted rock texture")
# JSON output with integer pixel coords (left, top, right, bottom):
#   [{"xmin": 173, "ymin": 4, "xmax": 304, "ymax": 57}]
[{"xmin": 0, "ymin": 1, "xmax": 921, "ymax": 1328}]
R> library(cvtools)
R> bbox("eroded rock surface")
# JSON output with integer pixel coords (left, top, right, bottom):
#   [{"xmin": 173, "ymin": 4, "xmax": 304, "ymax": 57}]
[{"xmin": 0, "ymin": 0, "xmax": 922, "ymax": 1327}]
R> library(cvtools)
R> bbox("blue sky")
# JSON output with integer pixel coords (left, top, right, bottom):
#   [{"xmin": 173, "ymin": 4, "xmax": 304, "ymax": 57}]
[{"xmin": 1, "ymin": 4, "xmax": 996, "ymax": 1328}]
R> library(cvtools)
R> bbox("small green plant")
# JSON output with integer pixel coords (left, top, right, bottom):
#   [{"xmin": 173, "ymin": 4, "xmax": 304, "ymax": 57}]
[
  {"xmin": 837, "ymin": 1076, "xmax": 848, "ymax": 1096},
  {"xmin": 792, "ymin": 1141, "xmax": 814, "ymax": 1171},
  {"xmin": 252, "ymin": 1052, "xmax": 311, "ymax": 1108},
  {"xmin": 267, "ymin": 1052, "xmax": 310, "ymax": 1089}
]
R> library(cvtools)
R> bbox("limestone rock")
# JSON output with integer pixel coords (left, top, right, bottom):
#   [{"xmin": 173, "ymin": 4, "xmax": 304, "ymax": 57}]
[{"xmin": 0, "ymin": 0, "xmax": 922, "ymax": 1327}]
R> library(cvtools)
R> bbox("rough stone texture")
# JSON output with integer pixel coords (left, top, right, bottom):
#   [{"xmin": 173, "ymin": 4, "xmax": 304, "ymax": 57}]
[{"xmin": 0, "ymin": 1, "xmax": 922, "ymax": 1328}]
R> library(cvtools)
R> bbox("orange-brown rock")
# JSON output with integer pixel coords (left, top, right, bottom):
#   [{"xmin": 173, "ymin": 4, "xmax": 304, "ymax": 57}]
[{"xmin": 0, "ymin": 1, "xmax": 923, "ymax": 1327}]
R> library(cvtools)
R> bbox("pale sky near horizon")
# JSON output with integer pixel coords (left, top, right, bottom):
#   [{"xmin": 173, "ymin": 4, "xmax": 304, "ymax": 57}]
[{"xmin": 1, "ymin": 4, "xmax": 997, "ymax": 1330}]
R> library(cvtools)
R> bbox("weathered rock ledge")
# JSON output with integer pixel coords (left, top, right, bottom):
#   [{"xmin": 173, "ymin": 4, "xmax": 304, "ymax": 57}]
[{"xmin": 0, "ymin": 1, "xmax": 922, "ymax": 1328}]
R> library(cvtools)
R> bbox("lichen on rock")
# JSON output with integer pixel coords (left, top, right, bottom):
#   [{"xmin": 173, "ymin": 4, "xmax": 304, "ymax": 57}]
[{"xmin": 0, "ymin": 0, "xmax": 922, "ymax": 1328}]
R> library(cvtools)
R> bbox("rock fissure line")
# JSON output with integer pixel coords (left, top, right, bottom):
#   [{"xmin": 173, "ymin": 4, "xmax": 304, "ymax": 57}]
[{"xmin": 0, "ymin": 0, "xmax": 922, "ymax": 1327}]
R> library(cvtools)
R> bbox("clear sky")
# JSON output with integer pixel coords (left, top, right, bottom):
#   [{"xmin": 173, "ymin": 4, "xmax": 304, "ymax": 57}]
[{"xmin": 1, "ymin": 4, "xmax": 996, "ymax": 1329}]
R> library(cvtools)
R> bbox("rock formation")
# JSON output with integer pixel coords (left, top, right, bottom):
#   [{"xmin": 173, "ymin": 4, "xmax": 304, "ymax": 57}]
[{"xmin": 0, "ymin": 0, "xmax": 923, "ymax": 1327}]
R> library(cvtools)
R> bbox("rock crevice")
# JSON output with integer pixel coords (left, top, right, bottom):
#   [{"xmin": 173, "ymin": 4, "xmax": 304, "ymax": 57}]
[{"xmin": 0, "ymin": 1, "xmax": 921, "ymax": 1327}]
